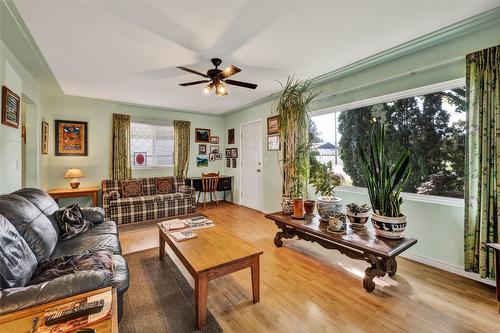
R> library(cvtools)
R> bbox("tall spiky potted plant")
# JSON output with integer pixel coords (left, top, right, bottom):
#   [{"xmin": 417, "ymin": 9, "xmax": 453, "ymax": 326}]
[
  {"xmin": 275, "ymin": 76, "xmax": 317, "ymax": 216},
  {"xmin": 358, "ymin": 123, "xmax": 412, "ymax": 239}
]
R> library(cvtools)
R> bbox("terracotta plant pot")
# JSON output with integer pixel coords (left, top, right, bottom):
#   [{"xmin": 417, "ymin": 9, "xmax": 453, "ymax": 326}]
[
  {"xmin": 303, "ymin": 200, "xmax": 316, "ymax": 217},
  {"xmin": 371, "ymin": 213, "xmax": 407, "ymax": 239},
  {"xmin": 292, "ymin": 198, "xmax": 304, "ymax": 219},
  {"xmin": 281, "ymin": 195, "xmax": 293, "ymax": 215}
]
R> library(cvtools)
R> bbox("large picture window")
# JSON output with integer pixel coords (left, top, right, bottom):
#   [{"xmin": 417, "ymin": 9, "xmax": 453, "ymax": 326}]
[
  {"xmin": 311, "ymin": 84, "xmax": 466, "ymax": 198},
  {"xmin": 130, "ymin": 122, "xmax": 174, "ymax": 168}
]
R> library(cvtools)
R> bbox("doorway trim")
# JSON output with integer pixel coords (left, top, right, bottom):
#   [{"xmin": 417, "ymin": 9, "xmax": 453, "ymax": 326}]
[{"xmin": 239, "ymin": 119, "xmax": 263, "ymax": 212}]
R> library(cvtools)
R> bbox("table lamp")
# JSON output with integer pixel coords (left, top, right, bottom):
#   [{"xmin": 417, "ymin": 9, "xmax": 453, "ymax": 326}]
[{"xmin": 64, "ymin": 168, "xmax": 85, "ymax": 189}]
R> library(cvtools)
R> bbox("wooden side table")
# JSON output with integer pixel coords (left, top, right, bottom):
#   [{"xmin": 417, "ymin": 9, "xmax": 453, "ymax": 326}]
[
  {"xmin": 0, "ymin": 287, "xmax": 118, "ymax": 333},
  {"xmin": 48, "ymin": 186, "xmax": 100, "ymax": 206}
]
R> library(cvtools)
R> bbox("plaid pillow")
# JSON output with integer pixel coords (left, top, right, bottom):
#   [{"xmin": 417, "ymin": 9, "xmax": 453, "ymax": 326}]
[
  {"xmin": 121, "ymin": 179, "xmax": 144, "ymax": 198},
  {"xmin": 156, "ymin": 177, "xmax": 174, "ymax": 194}
]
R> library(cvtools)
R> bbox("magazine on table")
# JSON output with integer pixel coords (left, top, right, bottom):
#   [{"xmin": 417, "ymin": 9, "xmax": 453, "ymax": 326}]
[
  {"xmin": 35, "ymin": 290, "xmax": 112, "ymax": 333},
  {"xmin": 160, "ymin": 218, "xmax": 187, "ymax": 231},
  {"xmin": 169, "ymin": 229, "xmax": 198, "ymax": 242},
  {"xmin": 160, "ymin": 216, "xmax": 214, "ymax": 232}
]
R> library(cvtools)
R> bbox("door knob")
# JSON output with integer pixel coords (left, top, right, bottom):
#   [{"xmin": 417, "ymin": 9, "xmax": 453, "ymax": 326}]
[{"xmin": 256, "ymin": 169, "xmax": 261, "ymax": 172}]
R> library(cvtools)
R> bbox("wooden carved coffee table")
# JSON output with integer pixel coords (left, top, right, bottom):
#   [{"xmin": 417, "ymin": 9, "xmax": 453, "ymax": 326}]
[
  {"xmin": 158, "ymin": 214, "xmax": 263, "ymax": 329},
  {"xmin": 265, "ymin": 212, "xmax": 417, "ymax": 292}
]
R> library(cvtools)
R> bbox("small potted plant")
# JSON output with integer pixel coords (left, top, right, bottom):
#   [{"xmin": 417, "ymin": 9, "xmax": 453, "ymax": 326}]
[
  {"xmin": 358, "ymin": 124, "xmax": 411, "ymax": 239},
  {"xmin": 310, "ymin": 162, "xmax": 343, "ymax": 221},
  {"xmin": 346, "ymin": 203, "xmax": 371, "ymax": 229},
  {"xmin": 326, "ymin": 211, "xmax": 346, "ymax": 233}
]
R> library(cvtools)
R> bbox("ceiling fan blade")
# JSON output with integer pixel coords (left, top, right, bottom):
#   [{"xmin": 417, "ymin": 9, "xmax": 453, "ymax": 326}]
[
  {"xmin": 179, "ymin": 80, "xmax": 211, "ymax": 86},
  {"xmin": 177, "ymin": 66, "xmax": 209, "ymax": 78},
  {"xmin": 219, "ymin": 65, "xmax": 241, "ymax": 79},
  {"xmin": 224, "ymin": 79, "xmax": 257, "ymax": 89}
]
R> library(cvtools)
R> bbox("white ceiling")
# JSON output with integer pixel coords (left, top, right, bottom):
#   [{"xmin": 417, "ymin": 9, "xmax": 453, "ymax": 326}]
[{"xmin": 15, "ymin": 0, "xmax": 500, "ymax": 114}]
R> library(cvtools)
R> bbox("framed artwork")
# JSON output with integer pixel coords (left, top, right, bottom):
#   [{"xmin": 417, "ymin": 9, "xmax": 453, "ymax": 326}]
[
  {"xmin": 215, "ymin": 153, "xmax": 222, "ymax": 160},
  {"xmin": 228, "ymin": 128, "xmax": 235, "ymax": 145},
  {"xmin": 54, "ymin": 120, "xmax": 88, "ymax": 156},
  {"xmin": 226, "ymin": 158, "xmax": 231, "ymax": 168},
  {"xmin": 230, "ymin": 148, "xmax": 238, "ymax": 158},
  {"xmin": 225, "ymin": 148, "xmax": 232, "ymax": 158},
  {"xmin": 232, "ymin": 158, "xmax": 237, "ymax": 168},
  {"xmin": 1, "ymin": 86, "xmax": 20, "ymax": 129},
  {"xmin": 267, "ymin": 135, "xmax": 281, "ymax": 151},
  {"xmin": 267, "ymin": 116, "xmax": 279, "ymax": 135},
  {"xmin": 133, "ymin": 152, "xmax": 147, "ymax": 166},
  {"xmin": 209, "ymin": 153, "xmax": 216, "ymax": 162},
  {"xmin": 210, "ymin": 136, "xmax": 219, "ymax": 144},
  {"xmin": 210, "ymin": 145, "xmax": 219, "ymax": 153},
  {"xmin": 197, "ymin": 155, "xmax": 208, "ymax": 167},
  {"xmin": 41, "ymin": 121, "xmax": 49, "ymax": 155},
  {"xmin": 198, "ymin": 144, "xmax": 207, "ymax": 154},
  {"xmin": 195, "ymin": 128, "xmax": 211, "ymax": 143}
]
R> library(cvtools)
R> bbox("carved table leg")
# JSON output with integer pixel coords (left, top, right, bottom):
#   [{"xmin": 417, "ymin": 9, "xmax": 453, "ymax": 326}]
[
  {"xmin": 274, "ymin": 231, "xmax": 285, "ymax": 247},
  {"xmin": 363, "ymin": 255, "xmax": 389, "ymax": 292},
  {"xmin": 387, "ymin": 258, "xmax": 397, "ymax": 277},
  {"xmin": 274, "ymin": 223, "xmax": 296, "ymax": 247}
]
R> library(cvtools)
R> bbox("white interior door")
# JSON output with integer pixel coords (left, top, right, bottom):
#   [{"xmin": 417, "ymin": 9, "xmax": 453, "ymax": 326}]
[{"xmin": 240, "ymin": 120, "xmax": 263, "ymax": 211}]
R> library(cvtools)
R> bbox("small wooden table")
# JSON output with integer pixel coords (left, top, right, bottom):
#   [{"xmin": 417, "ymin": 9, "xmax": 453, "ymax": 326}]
[
  {"xmin": 186, "ymin": 175, "xmax": 233, "ymax": 201},
  {"xmin": 158, "ymin": 214, "xmax": 263, "ymax": 329},
  {"xmin": 266, "ymin": 212, "xmax": 417, "ymax": 292},
  {"xmin": 486, "ymin": 243, "xmax": 500, "ymax": 313},
  {"xmin": 48, "ymin": 186, "xmax": 99, "ymax": 206},
  {"xmin": 0, "ymin": 287, "xmax": 118, "ymax": 333}
]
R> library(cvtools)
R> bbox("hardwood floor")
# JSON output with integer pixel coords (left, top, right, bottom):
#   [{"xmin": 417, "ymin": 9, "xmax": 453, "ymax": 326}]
[{"xmin": 119, "ymin": 202, "xmax": 499, "ymax": 332}]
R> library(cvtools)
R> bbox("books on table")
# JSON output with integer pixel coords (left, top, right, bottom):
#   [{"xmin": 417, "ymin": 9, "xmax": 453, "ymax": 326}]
[
  {"xmin": 160, "ymin": 216, "xmax": 214, "ymax": 242},
  {"xmin": 169, "ymin": 229, "xmax": 198, "ymax": 242}
]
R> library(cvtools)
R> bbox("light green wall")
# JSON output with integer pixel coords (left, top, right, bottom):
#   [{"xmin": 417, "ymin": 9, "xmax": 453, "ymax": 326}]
[
  {"xmin": 45, "ymin": 95, "xmax": 226, "ymax": 206},
  {"xmin": 223, "ymin": 18, "xmax": 500, "ymax": 274}
]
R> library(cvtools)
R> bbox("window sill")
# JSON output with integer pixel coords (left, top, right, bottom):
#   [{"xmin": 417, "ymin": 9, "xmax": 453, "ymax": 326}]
[
  {"xmin": 132, "ymin": 165, "xmax": 173, "ymax": 170},
  {"xmin": 335, "ymin": 186, "xmax": 464, "ymax": 208}
]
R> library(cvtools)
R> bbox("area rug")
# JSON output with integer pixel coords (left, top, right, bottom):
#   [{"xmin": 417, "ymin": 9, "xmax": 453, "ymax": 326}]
[{"xmin": 119, "ymin": 248, "xmax": 223, "ymax": 333}]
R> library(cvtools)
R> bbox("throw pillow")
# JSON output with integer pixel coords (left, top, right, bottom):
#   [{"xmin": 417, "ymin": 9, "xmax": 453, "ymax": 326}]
[
  {"xmin": 29, "ymin": 250, "xmax": 114, "ymax": 285},
  {"xmin": 55, "ymin": 203, "xmax": 93, "ymax": 240},
  {"xmin": 156, "ymin": 177, "xmax": 174, "ymax": 194},
  {"xmin": 109, "ymin": 190, "xmax": 121, "ymax": 200},
  {"xmin": 121, "ymin": 179, "xmax": 144, "ymax": 198}
]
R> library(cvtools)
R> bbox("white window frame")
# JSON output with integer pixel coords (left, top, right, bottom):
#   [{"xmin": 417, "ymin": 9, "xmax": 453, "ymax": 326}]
[
  {"xmin": 310, "ymin": 78, "xmax": 466, "ymax": 207},
  {"xmin": 130, "ymin": 120, "xmax": 174, "ymax": 169}
]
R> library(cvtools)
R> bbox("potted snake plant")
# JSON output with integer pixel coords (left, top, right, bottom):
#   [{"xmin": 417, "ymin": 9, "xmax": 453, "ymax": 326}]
[{"xmin": 358, "ymin": 124, "xmax": 411, "ymax": 239}]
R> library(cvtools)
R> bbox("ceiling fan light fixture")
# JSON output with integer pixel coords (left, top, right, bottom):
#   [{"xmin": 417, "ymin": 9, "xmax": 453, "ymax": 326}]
[{"xmin": 215, "ymin": 82, "xmax": 227, "ymax": 96}]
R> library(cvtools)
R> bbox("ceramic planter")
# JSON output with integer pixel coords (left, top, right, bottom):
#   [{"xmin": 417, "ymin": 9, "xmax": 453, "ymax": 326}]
[
  {"xmin": 303, "ymin": 200, "xmax": 316, "ymax": 218},
  {"xmin": 292, "ymin": 198, "xmax": 305, "ymax": 219},
  {"xmin": 328, "ymin": 216, "xmax": 345, "ymax": 232},
  {"xmin": 317, "ymin": 196, "xmax": 342, "ymax": 221},
  {"xmin": 281, "ymin": 195, "xmax": 294, "ymax": 215},
  {"xmin": 371, "ymin": 213, "xmax": 407, "ymax": 239},
  {"xmin": 346, "ymin": 211, "xmax": 370, "ymax": 229}
]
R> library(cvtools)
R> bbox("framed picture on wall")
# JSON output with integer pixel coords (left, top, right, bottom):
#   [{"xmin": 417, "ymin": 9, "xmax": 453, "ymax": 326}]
[
  {"xmin": 1, "ymin": 86, "xmax": 20, "ymax": 129},
  {"xmin": 267, "ymin": 116, "xmax": 279, "ymax": 135},
  {"xmin": 41, "ymin": 121, "xmax": 49, "ymax": 155},
  {"xmin": 209, "ymin": 153, "xmax": 216, "ymax": 162},
  {"xmin": 267, "ymin": 134, "xmax": 281, "ymax": 151},
  {"xmin": 210, "ymin": 145, "xmax": 219, "ymax": 153},
  {"xmin": 226, "ymin": 158, "xmax": 231, "ymax": 168},
  {"xmin": 228, "ymin": 128, "xmax": 235, "ymax": 144},
  {"xmin": 230, "ymin": 148, "xmax": 238, "ymax": 158},
  {"xmin": 133, "ymin": 152, "xmax": 147, "ymax": 166},
  {"xmin": 197, "ymin": 155, "xmax": 208, "ymax": 167},
  {"xmin": 210, "ymin": 136, "xmax": 219, "ymax": 144},
  {"xmin": 195, "ymin": 128, "xmax": 211, "ymax": 142},
  {"xmin": 232, "ymin": 158, "xmax": 237, "ymax": 168},
  {"xmin": 54, "ymin": 120, "xmax": 88, "ymax": 156},
  {"xmin": 215, "ymin": 153, "xmax": 222, "ymax": 160},
  {"xmin": 225, "ymin": 148, "xmax": 232, "ymax": 158},
  {"xmin": 199, "ymin": 144, "xmax": 207, "ymax": 154}
]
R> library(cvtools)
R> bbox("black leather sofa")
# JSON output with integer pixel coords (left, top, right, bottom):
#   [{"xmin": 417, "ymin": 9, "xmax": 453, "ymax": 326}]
[{"xmin": 0, "ymin": 188, "xmax": 129, "ymax": 318}]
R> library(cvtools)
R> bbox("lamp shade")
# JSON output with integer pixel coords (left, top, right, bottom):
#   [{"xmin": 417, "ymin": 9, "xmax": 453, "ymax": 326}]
[{"xmin": 64, "ymin": 168, "xmax": 85, "ymax": 179}]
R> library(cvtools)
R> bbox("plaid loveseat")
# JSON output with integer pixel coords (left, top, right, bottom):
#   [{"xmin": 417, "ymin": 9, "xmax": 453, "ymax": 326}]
[{"xmin": 102, "ymin": 177, "xmax": 196, "ymax": 224}]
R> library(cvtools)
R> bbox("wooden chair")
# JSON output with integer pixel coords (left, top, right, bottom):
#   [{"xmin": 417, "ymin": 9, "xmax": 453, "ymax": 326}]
[{"xmin": 198, "ymin": 172, "xmax": 220, "ymax": 208}]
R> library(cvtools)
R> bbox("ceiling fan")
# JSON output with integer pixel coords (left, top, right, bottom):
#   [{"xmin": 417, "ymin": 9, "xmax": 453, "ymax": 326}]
[{"xmin": 177, "ymin": 58, "xmax": 257, "ymax": 96}]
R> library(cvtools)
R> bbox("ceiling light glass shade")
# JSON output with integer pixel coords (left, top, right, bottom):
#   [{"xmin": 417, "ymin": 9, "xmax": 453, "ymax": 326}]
[
  {"xmin": 215, "ymin": 83, "xmax": 227, "ymax": 96},
  {"xmin": 203, "ymin": 82, "xmax": 214, "ymax": 94}
]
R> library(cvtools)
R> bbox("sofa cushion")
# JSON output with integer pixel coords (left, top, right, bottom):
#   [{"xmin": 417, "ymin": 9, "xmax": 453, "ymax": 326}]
[
  {"xmin": 109, "ymin": 195, "xmax": 157, "ymax": 207},
  {"xmin": 51, "ymin": 232, "xmax": 121, "ymax": 258},
  {"xmin": 154, "ymin": 193, "xmax": 189, "ymax": 201},
  {"xmin": 13, "ymin": 188, "xmax": 60, "ymax": 237},
  {"xmin": 0, "ymin": 194, "xmax": 58, "ymax": 262},
  {"xmin": 156, "ymin": 177, "xmax": 174, "ymax": 194},
  {"xmin": 85, "ymin": 222, "xmax": 118, "ymax": 236},
  {"xmin": 120, "ymin": 180, "xmax": 144, "ymax": 198},
  {"xmin": 111, "ymin": 255, "xmax": 129, "ymax": 295},
  {"xmin": 0, "ymin": 215, "xmax": 38, "ymax": 289}
]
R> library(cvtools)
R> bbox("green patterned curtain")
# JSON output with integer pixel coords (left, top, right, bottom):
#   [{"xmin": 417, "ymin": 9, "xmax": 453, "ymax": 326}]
[
  {"xmin": 174, "ymin": 120, "xmax": 190, "ymax": 177},
  {"xmin": 464, "ymin": 45, "xmax": 499, "ymax": 279},
  {"xmin": 110, "ymin": 113, "xmax": 132, "ymax": 180}
]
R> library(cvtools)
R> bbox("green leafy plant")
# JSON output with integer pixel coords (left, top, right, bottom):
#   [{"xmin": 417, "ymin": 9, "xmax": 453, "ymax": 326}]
[
  {"xmin": 275, "ymin": 76, "xmax": 317, "ymax": 199},
  {"xmin": 346, "ymin": 203, "xmax": 371, "ymax": 214},
  {"xmin": 310, "ymin": 161, "xmax": 343, "ymax": 197},
  {"xmin": 357, "ymin": 123, "xmax": 411, "ymax": 217}
]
